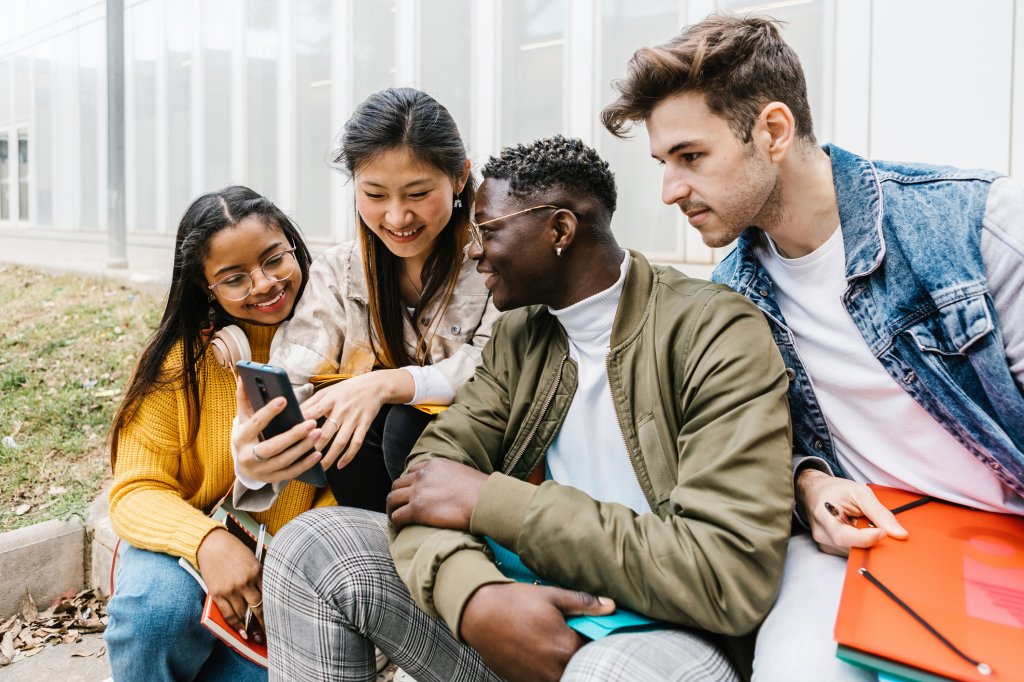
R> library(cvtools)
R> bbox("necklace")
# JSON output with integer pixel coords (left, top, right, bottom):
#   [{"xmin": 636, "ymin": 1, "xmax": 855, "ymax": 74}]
[{"xmin": 402, "ymin": 268, "xmax": 423, "ymax": 301}]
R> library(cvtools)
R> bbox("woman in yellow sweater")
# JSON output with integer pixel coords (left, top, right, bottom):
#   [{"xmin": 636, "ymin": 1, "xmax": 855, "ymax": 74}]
[{"xmin": 104, "ymin": 186, "xmax": 334, "ymax": 681}]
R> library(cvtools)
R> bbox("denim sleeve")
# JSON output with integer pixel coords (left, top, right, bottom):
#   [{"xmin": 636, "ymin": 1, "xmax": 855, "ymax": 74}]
[{"xmin": 982, "ymin": 176, "xmax": 1024, "ymax": 390}]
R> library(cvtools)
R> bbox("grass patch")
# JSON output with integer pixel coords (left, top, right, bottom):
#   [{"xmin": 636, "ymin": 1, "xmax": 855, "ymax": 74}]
[{"xmin": 0, "ymin": 265, "xmax": 163, "ymax": 532}]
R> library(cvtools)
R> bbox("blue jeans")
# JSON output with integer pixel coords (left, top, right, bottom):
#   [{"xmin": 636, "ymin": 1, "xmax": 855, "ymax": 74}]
[{"xmin": 105, "ymin": 543, "xmax": 266, "ymax": 682}]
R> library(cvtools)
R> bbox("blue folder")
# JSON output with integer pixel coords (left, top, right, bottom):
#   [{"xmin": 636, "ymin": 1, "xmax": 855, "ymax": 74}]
[{"xmin": 484, "ymin": 537, "xmax": 665, "ymax": 640}]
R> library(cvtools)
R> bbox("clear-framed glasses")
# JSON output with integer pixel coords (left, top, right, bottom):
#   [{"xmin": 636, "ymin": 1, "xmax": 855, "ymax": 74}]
[
  {"xmin": 207, "ymin": 247, "xmax": 298, "ymax": 301},
  {"xmin": 469, "ymin": 204, "xmax": 563, "ymax": 248}
]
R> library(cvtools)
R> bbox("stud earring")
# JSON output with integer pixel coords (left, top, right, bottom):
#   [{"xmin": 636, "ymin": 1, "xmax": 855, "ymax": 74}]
[
  {"xmin": 555, "ymin": 247, "xmax": 563, "ymax": 257},
  {"xmin": 454, "ymin": 195, "xmax": 463, "ymax": 208}
]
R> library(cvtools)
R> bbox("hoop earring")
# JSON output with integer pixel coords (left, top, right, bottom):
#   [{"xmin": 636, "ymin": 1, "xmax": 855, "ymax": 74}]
[
  {"xmin": 555, "ymin": 247, "xmax": 563, "ymax": 257},
  {"xmin": 453, "ymin": 195, "xmax": 463, "ymax": 208}
]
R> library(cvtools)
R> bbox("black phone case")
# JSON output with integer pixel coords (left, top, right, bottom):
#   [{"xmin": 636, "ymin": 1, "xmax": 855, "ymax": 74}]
[{"xmin": 235, "ymin": 361, "xmax": 328, "ymax": 488}]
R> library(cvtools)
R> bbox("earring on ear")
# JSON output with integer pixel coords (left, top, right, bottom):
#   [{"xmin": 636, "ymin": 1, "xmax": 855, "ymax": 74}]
[
  {"xmin": 555, "ymin": 247, "xmax": 563, "ymax": 258},
  {"xmin": 201, "ymin": 299, "xmax": 218, "ymax": 336},
  {"xmin": 453, "ymin": 194, "xmax": 463, "ymax": 208}
]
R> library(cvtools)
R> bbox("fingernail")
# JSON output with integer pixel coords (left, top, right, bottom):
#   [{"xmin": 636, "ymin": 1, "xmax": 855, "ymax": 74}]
[
  {"xmin": 597, "ymin": 596, "xmax": 614, "ymax": 607},
  {"xmin": 310, "ymin": 428, "xmax": 322, "ymax": 439},
  {"xmin": 239, "ymin": 630, "xmax": 248, "ymax": 640},
  {"xmin": 305, "ymin": 420, "xmax": 317, "ymax": 431},
  {"xmin": 273, "ymin": 397, "xmax": 285, "ymax": 407}
]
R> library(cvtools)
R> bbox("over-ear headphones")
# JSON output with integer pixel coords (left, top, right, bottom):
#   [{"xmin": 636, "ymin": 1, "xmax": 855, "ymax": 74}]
[
  {"xmin": 210, "ymin": 325, "xmax": 251, "ymax": 369},
  {"xmin": 209, "ymin": 323, "xmax": 287, "ymax": 370}
]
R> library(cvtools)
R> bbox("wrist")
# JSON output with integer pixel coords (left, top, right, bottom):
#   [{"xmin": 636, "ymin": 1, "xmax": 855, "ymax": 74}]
[
  {"xmin": 373, "ymin": 368, "xmax": 416, "ymax": 405},
  {"xmin": 795, "ymin": 467, "xmax": 828, "ymax": 513}
]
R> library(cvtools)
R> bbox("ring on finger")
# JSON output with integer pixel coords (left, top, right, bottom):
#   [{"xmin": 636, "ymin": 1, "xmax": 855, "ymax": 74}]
[
  {"xmin": 326, "ymin": 417, "xmax": 340, "ymax": 430},
  {"xmin": 248, "ymin": 598, "xmax": 263, "ymax": 609},
  {"xmin": 252, "ymin": 444, "xmax": 267, "ymax": 463}
]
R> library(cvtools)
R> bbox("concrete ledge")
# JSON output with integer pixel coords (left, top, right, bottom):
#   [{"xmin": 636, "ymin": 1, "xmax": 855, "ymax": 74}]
[
  {"xmin": 0, "ymin": 517, "xmax": 85, "ymax": 619},
  {"xmin": 86, "ymin": 488, "xmax": 117, "ymax": 596}
]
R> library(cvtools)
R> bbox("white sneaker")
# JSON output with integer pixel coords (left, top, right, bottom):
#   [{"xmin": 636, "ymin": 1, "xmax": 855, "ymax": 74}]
[{"xmin": 393, "ymin": 669, "xmax": 419, "ymax": 682}]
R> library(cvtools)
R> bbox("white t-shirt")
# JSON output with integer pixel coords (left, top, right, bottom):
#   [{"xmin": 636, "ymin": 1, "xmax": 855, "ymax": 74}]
[{"xmin": 758, "ymin": 223, "xmax": 1024, "ymax": 514}]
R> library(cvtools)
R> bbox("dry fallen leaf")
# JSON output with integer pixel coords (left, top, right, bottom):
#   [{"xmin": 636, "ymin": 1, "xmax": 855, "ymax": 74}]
[
  {"xmin": 21, "ymin": 594, "xmax": 37, "ymax": 622},
  {"xmin": 13, "ymin": 504, "xmax": 30, "ymax": 516},
  {"xmin": 69, "ymin": 649, "xmax": 94, "ymax": 658}
]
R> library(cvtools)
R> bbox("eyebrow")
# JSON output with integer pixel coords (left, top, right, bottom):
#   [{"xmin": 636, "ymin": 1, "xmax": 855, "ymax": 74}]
[
  {"xmin": 652, "ymin": 139, "xmax": 701, "ymax": 160},
  {"xmin": 360, "ymin": 178, "xmax": 434, "ymax": 189},
  {"xmin": 212, "ymin": 242, "xmax": 285, "ymax": 278}
]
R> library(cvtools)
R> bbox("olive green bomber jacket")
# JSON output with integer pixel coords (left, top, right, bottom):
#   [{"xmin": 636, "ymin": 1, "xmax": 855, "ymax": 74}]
[{"xmin": 390, "ymin": 250, "xmax": 794, "ymax": 640}]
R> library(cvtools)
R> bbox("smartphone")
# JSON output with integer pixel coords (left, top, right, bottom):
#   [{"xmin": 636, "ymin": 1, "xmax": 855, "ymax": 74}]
[{"xmin": 235, "ymin": 360, "xmax": 328, "ymax": 488}]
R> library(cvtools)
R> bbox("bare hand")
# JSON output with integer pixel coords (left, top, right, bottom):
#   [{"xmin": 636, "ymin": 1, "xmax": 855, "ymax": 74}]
[
  {"xmin": 233, "ymin": 377, "xmax": 324, "ymax": 484},
  {"xmin": 797, "ymin": 469, "xmax": 908, "ymax": 556},
  {"xmin": 299, "ymin": 374, "xmax": 389, "ymax": 470},
  {"xmin": 386, "ymin": 459, "xmax": 489, "ymax": 532},
  {"xmin": 460, "ymin": 583, "xmax": 615, "ymax": 682},
  {"xmin": 196, "ymin": 528, "xmax": 265, "ymax": 643}
]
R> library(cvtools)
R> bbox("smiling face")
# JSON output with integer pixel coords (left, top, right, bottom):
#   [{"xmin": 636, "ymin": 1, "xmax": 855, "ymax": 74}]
[
  {"xmin": 202, "ymin": 216, "xmax": 302, "ymax": 325},
  {"xmin": 469, "ymin": 178, "xmax": 562, "ymax": 311},
  {"xmin": 354, "ymin": 146, "xmax": 462, "ymax": 267},
  {"xmin": 647, "ymin": 91, "xmax": 779, "ymax": 248}
]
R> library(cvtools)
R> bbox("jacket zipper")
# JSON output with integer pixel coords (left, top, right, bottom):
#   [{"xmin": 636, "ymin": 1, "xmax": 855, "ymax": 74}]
[
  {"xmin": 502, "ymin": 353, "xmax": 569, "ymax": 476},
  {"xmin": 606, "ymin": 352, "xmax": 655, "ymax": 512}
]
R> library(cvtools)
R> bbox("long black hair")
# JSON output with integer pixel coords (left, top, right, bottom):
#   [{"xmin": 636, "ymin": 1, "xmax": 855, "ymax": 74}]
[
  {"xmin": 333, "ymin": 87, "xmax": 474, "ymax": 369},
  {"xmin": 110, "ymin": 186, "xmax": 312, "ymax": 469}
]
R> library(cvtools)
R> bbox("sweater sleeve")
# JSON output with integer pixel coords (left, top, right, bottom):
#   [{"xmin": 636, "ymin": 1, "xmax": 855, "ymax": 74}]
[{"xmin": 107, "ymin": 382, "xmax": 223, "ymax": 569}]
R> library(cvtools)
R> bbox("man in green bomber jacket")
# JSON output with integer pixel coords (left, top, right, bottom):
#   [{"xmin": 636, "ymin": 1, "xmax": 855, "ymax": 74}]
[{"xmin": 261, "ymin": 136, "xmax": 793, "ymax": 682}]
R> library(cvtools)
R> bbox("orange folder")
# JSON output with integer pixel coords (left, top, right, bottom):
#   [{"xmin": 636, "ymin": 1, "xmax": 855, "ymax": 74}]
[{"xmin": 834, "ymin": 485, "xmax": 1024, "ymax": 681}]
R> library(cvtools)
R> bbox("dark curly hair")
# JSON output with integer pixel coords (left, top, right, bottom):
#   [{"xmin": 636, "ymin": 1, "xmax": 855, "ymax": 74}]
[{"xmin": 481, "ymin": 135, "xmax": 617, "ymax": 216}]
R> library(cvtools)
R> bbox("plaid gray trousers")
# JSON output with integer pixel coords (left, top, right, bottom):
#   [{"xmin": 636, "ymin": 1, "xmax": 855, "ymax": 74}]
[{"xmin": 263, "ymin": 507, "xmax": 739, "ymax": 682}]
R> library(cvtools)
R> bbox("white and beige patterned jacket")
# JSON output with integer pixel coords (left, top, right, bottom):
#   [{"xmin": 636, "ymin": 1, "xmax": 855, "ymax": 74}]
[{"xmin": 271, "ymin": 240, "xmax": 500, "ymax": 402}]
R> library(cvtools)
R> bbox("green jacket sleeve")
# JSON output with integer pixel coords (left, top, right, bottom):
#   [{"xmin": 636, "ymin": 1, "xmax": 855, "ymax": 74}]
[
  {"xmin": 389, "ymin": 318, "xmax": 517, "ymax": 637},
  {"xmin": 471, "ymin": 290, "xmax": 793, "ymax": 636}
]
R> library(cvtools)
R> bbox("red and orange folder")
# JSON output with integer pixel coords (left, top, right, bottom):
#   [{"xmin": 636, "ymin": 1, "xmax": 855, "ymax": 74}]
[{"xmin": 834, "ymin": 485, "xmax": 1024, "ymax": 681}]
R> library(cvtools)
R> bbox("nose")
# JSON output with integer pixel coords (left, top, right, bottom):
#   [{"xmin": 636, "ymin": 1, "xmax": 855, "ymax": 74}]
[
  {"xmin": 249, "ymin": 268, "xmax": 276, "ymax": 295},
  {"xmin": 467, "ymin": 238, "xmax": 483, "ymax": 261},
  {"xmin": 385, "ymin": 200, "xmax": 414, "ymax": 229},
  {"xmin": 661, "ymin": 166, "xmax": 692, "ymax": 206}
]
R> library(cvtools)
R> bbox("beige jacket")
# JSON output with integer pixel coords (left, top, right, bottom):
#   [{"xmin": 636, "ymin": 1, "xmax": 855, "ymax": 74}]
[{"xmin": 271, "ymin": 240, "xmax": 500, "ymax": 400}]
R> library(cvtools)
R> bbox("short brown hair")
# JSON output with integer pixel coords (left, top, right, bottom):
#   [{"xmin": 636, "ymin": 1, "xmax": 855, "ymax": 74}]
[{"xmin": 601, "ymin": 14, "xmax": 815, "ymax": 144}]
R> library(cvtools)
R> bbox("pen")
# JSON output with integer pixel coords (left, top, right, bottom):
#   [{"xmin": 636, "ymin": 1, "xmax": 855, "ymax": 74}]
[{"xmin": 243, "ymin": 523, "xmax": 267, "ymax": 634}]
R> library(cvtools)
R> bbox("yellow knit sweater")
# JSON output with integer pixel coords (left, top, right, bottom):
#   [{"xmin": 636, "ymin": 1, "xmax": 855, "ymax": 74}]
[{"xmin": 108, "ymin": 322, "xmax": 336, "ymax": 568}]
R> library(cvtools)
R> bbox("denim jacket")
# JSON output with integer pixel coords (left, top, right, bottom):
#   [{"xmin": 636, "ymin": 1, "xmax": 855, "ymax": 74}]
[{"xmin": 712, "ymin": 144, "xmax": 1024, "ymax": 495}]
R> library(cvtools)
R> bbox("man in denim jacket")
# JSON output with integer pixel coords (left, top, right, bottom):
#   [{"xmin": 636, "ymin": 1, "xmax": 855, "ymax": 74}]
[{"xmin": 603, "ymin": 13, "xmax": 1023, "ymax": 682}]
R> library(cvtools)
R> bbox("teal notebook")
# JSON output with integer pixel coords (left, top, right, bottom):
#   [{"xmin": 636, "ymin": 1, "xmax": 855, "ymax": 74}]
[
  {"xmin": 836, "ymin": 645, "xmax": 953, "ymax": 682},
  {"xmin": 484, "ymin": 537, "xmax": 664, "ymax": 640}
]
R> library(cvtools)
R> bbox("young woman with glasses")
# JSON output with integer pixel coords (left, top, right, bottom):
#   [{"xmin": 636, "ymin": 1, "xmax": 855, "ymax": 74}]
[
  {"xmin": 105, "ymin": 186, "xmax": 336, "ymax": 681},
  {"xmin": 232, "ymin": 87, "xmax": 499, "ymax": 512}
]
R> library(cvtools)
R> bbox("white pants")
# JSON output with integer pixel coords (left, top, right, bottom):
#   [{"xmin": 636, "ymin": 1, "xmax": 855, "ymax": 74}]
[{"xmin": 752, "ymin": 533, "xmax": 877, "ymax": 682}]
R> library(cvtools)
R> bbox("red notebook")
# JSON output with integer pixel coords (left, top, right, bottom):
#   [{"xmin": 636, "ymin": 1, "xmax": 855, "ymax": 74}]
[
  {"xmin": 834, "ymin": 485, "xmax": 1024, "ymax": 681},
  {"xmin": 201, "ymin": 595, "xmax": 268, "ymax": 667}
]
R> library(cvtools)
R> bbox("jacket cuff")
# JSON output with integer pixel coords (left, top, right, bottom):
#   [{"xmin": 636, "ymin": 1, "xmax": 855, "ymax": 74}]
[
  {"xmin": 793, "ymin": 455, "xmax": 833, "ymax": 528},
  {"xmin": 469, "ymin": 473, "xmax": 538, "ymax": 550},
  {"xmin": 433, "ymin": 548, "xmax": 512, "ymax": 639}
]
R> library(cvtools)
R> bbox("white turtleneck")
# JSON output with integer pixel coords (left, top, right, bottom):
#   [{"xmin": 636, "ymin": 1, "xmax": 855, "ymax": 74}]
[{"xmin": 544, "ymin": 250, "xmax": 649, "ymax": 515}]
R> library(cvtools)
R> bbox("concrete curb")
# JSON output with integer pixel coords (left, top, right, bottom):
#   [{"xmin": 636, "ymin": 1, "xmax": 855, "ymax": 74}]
[
  {"xmin": 0, "ymin": 517, "xmax": 85, "ymax": 619},
  {"xmin": 0, "ymin": 487, "xmax": 114, "ymax": 620}
]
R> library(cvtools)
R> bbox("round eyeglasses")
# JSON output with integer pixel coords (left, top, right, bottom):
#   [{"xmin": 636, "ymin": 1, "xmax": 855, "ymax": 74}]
[
  {"xmin": 469, "ymin": 205, "xmax": 576, "ymax": 248},
  {"xmin": 207, "ymin": 247, "xmax": 298, "ymax": 301}
]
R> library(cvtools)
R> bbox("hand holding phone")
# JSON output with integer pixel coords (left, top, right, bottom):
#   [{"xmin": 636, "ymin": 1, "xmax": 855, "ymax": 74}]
[{"xmin": 235, "ymin": 361, "xmax": 329, "ymax": 488}]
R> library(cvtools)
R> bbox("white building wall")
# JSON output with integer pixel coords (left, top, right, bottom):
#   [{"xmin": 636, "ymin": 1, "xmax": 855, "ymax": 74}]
[{"xmin": 0, "ymin": 0, "xmax": 1020, "ymax": 266}]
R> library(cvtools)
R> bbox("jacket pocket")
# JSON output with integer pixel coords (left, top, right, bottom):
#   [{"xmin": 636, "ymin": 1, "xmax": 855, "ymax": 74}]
[
  {"xmin": 637, "ymin": 413, "xmax": 675, "ymax": 505},
  {"xmin": 906, "ymin": 292, "xmax": 993, "ymax": 356}
]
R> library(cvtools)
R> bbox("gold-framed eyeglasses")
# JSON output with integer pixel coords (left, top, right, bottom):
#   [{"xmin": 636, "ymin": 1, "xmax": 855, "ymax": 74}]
[
  {"xmin": 469, "ymin": 204, "xmax": 565, "ymax": 248},
  {"xmin": 208, "ymin": 247, "xmax": 298, "ymax": 301}
]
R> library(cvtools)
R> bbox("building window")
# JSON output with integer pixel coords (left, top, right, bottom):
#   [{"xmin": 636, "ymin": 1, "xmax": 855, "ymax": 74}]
[
  {"xmin": 18, "ymin": 129, "xmax": 28, "ymax": 221},
  {"xmin": 0, "ymin": 134, "xmax": 9, "ymax": 221},
  {"xmin": 500, "ymin": 0, "xmax": 565, "ymax": 147}
]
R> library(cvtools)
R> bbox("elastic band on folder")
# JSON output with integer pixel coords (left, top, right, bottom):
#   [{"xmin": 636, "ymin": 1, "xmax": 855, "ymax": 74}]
[{"xmin": 859, "ymin": 568, "xmax": 991, "ymax": 676}]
